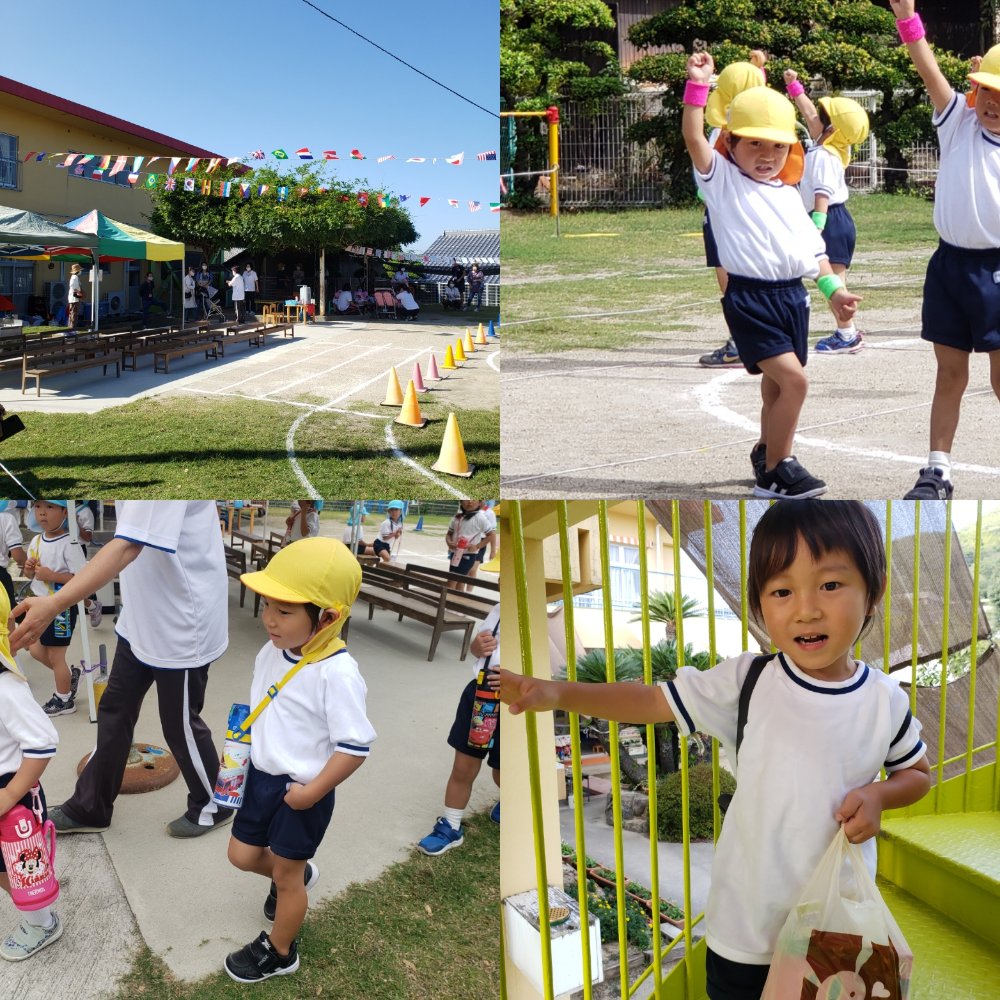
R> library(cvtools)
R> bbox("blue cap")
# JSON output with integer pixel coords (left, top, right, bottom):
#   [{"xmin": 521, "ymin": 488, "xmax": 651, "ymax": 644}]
[{"xmin": 387, "ymin": 500, "xmax": 405, "ymax": 510}]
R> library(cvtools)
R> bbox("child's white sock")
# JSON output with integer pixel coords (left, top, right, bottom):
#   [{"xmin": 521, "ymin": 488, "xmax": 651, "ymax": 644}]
[
  {"xmin": 56, "ymin": 690, "xmax": 71, "ymax": 701},
  {"xmin": 835, "ymin": 323, "xmax": 857, "ymax": 341},
  {"xmin": 443, "ymin": 807, "xmax": 464, "ymax": 831},
  {"xmin": 928, "ymin": 451, "xmax": 952, "ymax": 480},
  {"xmin": 23, "ymin": 906, "xmax": 55, "ymax": 929}
]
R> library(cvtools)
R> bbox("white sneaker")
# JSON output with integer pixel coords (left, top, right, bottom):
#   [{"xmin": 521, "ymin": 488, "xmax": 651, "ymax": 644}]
[
  {"xmin": 87, "ymin": 601, "xmax": 102, "ymax": 628},
  {"xmin": 0, "ymin": 913, "xmax": 63, "ymax": 961}
]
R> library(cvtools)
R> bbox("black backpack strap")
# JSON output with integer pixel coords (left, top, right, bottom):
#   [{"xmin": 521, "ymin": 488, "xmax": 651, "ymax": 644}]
[{"xmin": 718, "ymin": 653, "xmax": 775, "ymax": 814}]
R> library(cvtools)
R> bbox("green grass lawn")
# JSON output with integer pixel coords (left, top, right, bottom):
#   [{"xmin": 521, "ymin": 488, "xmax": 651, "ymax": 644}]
[
  {"xmin": 0, "ymin": 397, "xmax": 498, "ymax": 496},
  {"xmin": 502, "ymin": 193, "xmax": 936, "ymax": 352},
  {"xmin": 113, "ymin": 810, "xmax": 499, "ymax": 1000}
]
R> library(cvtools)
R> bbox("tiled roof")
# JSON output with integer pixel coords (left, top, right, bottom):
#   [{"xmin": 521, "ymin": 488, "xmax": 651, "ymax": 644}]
[{"xmin": 423, "ymin": 229, "xmax": 499, "ymax": 263}]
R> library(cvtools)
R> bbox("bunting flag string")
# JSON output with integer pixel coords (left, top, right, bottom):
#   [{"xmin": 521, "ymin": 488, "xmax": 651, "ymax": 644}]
[{"xmin": 343, "ymin": 243, "xmax": 498, "ymax": 266}]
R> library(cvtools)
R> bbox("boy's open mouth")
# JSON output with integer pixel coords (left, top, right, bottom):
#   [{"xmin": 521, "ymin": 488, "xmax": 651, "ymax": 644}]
[{"xmin": 795, "ymin": 633, "xmax": 828, "ymax": 648}]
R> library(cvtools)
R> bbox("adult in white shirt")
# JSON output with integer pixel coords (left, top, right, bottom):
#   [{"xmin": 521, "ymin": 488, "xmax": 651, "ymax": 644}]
[
  {"xmin": 335, "ymin": 284, "xmax": 355, "ymax": 314},
  {"xmin": 227, "ymin": 266, "xmax": 246, "ymax": 324},
  {"xmin": 0, "ymin": 506, "xmax": 26, "ymax": 607},
  {"xmin": 9, "ymin": 500, "xmax": 233, "ymax": 838},
  {"xmin": 67, "ymin": 263, "xmax": 85, "ymax": 329},
  {"xmin": 182, "ymin": 266, "xmax": 197, "ymax": 323},
  {"xmin": 397, "ymin": 288, "xmax": 419, "ymax": 321},
  {"xmin": 392, "ymin": 267, "xmax": 409, "ymax": 292},
  {"xmin": 242, "ymin": 263, "xmax": 259, "ymax": 316}
]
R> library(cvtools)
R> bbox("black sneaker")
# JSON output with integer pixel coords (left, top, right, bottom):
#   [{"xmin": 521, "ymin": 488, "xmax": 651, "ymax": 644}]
[
  {"xmin": 904, "ymin": 467, "xmax": 953, "ymax": 499},
  {"xmin": 699, "ymin": 339, "xmax": 741, "ymax": 368},
  {"xmin": 753, "ymin": 456, "xmax": 827, "ymax": 499},
  {"xmin": 224, "ymin": 931, "xmax": 299, "ymax": 983},
  {"xmin": 70, "ymin": 666, "xmax": 81, "ymax": 699},
  {"xmin": 42, "ymin": 693, "xmax": 75, "ymax": 717},
  {"xmin": 264, "ymin": 860, "xmax": 320, "ymax": 921},
  {"xmin": 750, "ymin": 443, "xmax": 767, "ymax": 485}
]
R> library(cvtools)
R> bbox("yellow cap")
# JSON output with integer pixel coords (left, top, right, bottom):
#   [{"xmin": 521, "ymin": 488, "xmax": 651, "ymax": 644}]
[
  {"xmin": 0, "ymin": 586, "xmax": 26, "ymax": 681},
  {"xmin": 817, "ymin": 96, "xmax": 870, "ymax": 168},
  {"xmin": 727, "ymin": 87, "xmax": 798, "ymax": 144},
  {"xmin": 969, "ymin": 43, "xmax": 1000, "ymax": 92},
  {"xmin": 705, "ymin": 61, "xmax": 766, "ymax": 128}
]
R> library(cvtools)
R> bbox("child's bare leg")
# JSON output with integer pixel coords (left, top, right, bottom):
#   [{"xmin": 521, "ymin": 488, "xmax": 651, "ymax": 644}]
[
  {"xmin": 756, "ymin": 354, "xmax": 808, "ymax": 467},
  {"xmin": 987, "ymin": 348, "xmax": 1000, "ymax": 404},
  {"xmin": 445, "ymin": 750, "xmax": 483, "ymax": 810},
  {"xmin": 228, "ymin": 837, "xmax": 274, "ymax": 879},
  {"xmin": 758, "ymin": 375, "xmax": 781, "ymax": 449},
  {"xmin": 269, "ymin": 856, "xmax": 308, "ymax": 954},
  {"xmin": 46, "ymin": 648, "xmax": 71, "ymax": 697},
  {"xmin": 928, "ymin": 344, "xmax": 970, "ymax": 452},
  {"xmin": 378, "ymin": 548, "xmax": 390, "ymax": 563},
  {"xmin": 491, "ymin": 767, "xmax": 499, "ymax": 789},
  {"xmin": 1, "ymin": 873, "xmax": 9, "ymax": 896}
]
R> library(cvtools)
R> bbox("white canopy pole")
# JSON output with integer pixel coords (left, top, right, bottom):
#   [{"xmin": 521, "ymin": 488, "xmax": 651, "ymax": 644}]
[{"xmin": 67, "ymin": 500, "xmax": 97, "ymax": 721}]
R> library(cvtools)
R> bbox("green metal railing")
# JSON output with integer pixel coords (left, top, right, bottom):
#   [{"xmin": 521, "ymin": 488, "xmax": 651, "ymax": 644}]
[{"xmin": 506, "ymin": 499, "xmax": 1000, "ymax": 1000}]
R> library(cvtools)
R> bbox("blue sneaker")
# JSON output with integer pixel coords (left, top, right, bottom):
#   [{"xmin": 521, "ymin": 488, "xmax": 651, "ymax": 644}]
[
  {"xmin": 815, "ymin": 331, "xmax": 864, "ymax": 354},
  {"xmin": 417, "ymin": 817, "xmax": 464, "ymax": 856},
  {"xmin": 490, "ymin": 801, "xmax": 500, "ymax": 824},
  {"xmin": 699, "ymin": 340, "xmax": 741, "ymax": 367}
]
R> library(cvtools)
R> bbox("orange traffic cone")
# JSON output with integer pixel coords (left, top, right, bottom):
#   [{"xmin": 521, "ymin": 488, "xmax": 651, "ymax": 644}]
[
  {"xmin": 426, "ymin": 352, "xmax": 443, "ymax": 381},
  {"xmin": 475, "ymin": 323, "xmax": 488, "ymax": 346},
  {"xmin": 463, "ymin": 328, "xmax": 476, "ymax": 353},
  {"xmin": 431, "ymin": 412, "xmax": 474, "ymax": 477},
  {"xmin": 454, "ymin": 338, "xmax": 468, "ymax": 363},
  {"xmin": 380, "ymin": 366, "xmax": 404, "ymax": 406},
  {"xmin": 441, "ymin": 344, "xmax": 458, "ymax": 370},
  {"xmin": 412, "ymin": 361, "xmax": 429, "ymax": 393},
  {"xmin": 395, "ymin": 380, "xmax": 428, "ymax": 428}
]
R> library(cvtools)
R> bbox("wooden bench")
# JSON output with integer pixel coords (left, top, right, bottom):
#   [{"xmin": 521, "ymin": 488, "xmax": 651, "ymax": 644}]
[
  {"xmin": 218, "ymin": 324, "xmax": 267, "ymax": 356},
  {"xmin": 154, "ymin": 332, "xmax": 222, "ymax": 373},
  {"xmin": 354, "ymin": 564, "xmax": 476, "ymax": 661},
  {"xmin": 121, "ymin": 327, "xmax": 183, "ymax": 370},
  {"xmin": 262, "ymin": 319, "xmax": 295, "ymax": 338},
  {"xmin": 22, "ymin": 343, "xmax": 122, "ymax": 395},
  {"xmin": 400, "ymin": 562, "xmax": 499, "ymax": 620}
]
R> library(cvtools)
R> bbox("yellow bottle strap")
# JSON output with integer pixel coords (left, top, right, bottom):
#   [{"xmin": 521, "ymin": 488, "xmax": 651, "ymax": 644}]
[{"xmin": 232, "ymin": 650, "xmax": 320, "ymax": 739}]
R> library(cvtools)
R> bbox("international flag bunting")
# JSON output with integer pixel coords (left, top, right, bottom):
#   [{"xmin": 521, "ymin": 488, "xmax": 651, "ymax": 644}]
[
  {"xmin": 147, "ymin": 157, "xmax": 162, "ymax": 169},
  {"xmin": 476, "ymin": 150, "xmax": 497, "ymax": 161},
  {"xmin": 376, "ymin": 193, "xmax": 386, "ymax": 207},
  {"xmin": 296, "ymin": 148, "xmax": 313, "ymax": 160},
  {"xmin": 273, "ymin": 149, "xmax": 288, "ymax": 160},
  {"xmin": 206, "ymin": 158, "xmax": 222, "ymax": 173},
  {"xmin": 446, "ymin": 152, "xmax": 464, "ymax": 165},
  {"xmin": 500, "ymin": 175, "xmax": 508, "ymax": 194},
  {"xmin": 377, "ymin": 154, "xmax": 395, "ymax": 163},
  {"xmin": 489, "ymin": 202, "xmax": 501, "ymax": 212},
  {"xmin": 36, "ymin": 152, "xmax": 48, "ymax": 162},
  {"xmin": 351, "ymin": 149, "xmax": 365, "ymax": 159},
  {"xmin": 468, "ymin": 201, "xmax": 481, "ymax": 212},
  {"xmin": 79, "ymin": 155, "xmax": 94, "ymax": 164},
  {"xmin": 165, "ymin": 177, "xmax": 176, "ymax": 191},
  {"xmin": 419, "ymin": 196, "xmax": 430, "ymax": 206},
  {"xmin": 183, "ymin": 178, "xmax": 195, "ymax": 191},
  {"xmin": 23, "ymin": 151, "xmax": 37, "ymax": 162},
  {"xmin": 258, "ymin": 184, "xmax": 269, "ymax": 196},
  {"xmin": 145, "ymin": 174, "xmax": 157, "ymax": 188},
  {"xmin": 201, "ymin": 180, "xmax": 212, "ymax": 194},
  {"xmin": 323, "ymin": 150, "xmax": 339, "ymax": 159},
  {"xmin": 222, "ymin": 181, "xmax": 233, "ymax": 197},
  {"xmin": 98, "ymin": 155, "xmax": 111, "ymax": 169},
  {"xmin": 127, "ymin": 172, "xmax": 139, "ymax": 185},
  {"xmin": 251, "ymin": 149, "xmax": 265, "ymax": 159},
  {"xmin": 109, "ymin": 155, "xmax": 126, "ymax": 177},
  {"xmin": 240, "ymin": 182, "xmax": 251, "ymax": 198},
  {"xmin": 91, "ymin": 169, "xmax": 105, "ymax": 179},
  {"xmin": 61, "ymin": 154, "xmax": 79, "ymax": 168},
  {"xmin": 278, "ymin": 186, "xmax": 288, "ymax": 201},
  {"xmin": 406, "ymin": 157, "xmax": 426, "ymax": 163},
  {"xmin": 357, "ymin": 191, "xmax": 369, "ymax": 207},
  {"xmin": 132, "ymin": 156, "xmax": 145, "ymax": 172},
  {"xmin": 399, "ymin": 194, "xmax": 410, "ymax": 202},
  {"xmin": 186, "ymin": 158, "xmax": 200, "ymax": 171},
  {"xmin": 448, "ymin": 199, "xmax": 459, "ymax": 206},
  {"xmin": 73, "ymin": 166, "xmax": 84, "ymax": 176},
  {"xmin": 168, "ymin": 157, "xmax": 181, "ymax": 176},
  {"xmin": 226, "ymin": 158, "xmax": 241, "ymax": 166}
]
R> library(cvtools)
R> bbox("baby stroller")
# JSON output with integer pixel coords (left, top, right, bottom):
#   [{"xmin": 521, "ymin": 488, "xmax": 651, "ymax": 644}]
[{"xmin": 197, "ymin": 284, "xmax": 226, "ymax": 324}]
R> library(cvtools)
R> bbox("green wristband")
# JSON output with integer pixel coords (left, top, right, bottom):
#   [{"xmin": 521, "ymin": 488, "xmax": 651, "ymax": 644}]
[
  {"xmin": 817, "ymin": 274, "xmax": 844, "ymax": 300},
  {"xmin": 811, "ymin": 210, "xmax": 828, "ymax": 231}
]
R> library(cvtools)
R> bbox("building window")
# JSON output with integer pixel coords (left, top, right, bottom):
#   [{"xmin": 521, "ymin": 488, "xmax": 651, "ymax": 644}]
[
  {"xmin": 0, "ymin": 261, "xmax": 35, "ymax": 316},
  {"xmin": 0, "ymin": 133, "xmax": 20, "ymax": 190},
  {"xmin": 575, "ymin": 543, "xmax": 642, "ymax": 611}
]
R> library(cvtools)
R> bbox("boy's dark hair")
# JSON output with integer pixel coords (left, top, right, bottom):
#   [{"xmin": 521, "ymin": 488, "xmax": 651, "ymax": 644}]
[
  {"xmin": 747, "ymin": 500, "xmax": 885, "ymax": 639},
  {"xmin": 303, "ymin": 602, "xmax": 323, "ymax": 627},
  {"xmin": 818, "ymin": 105, "xmax": 833, "ymax": 132}
]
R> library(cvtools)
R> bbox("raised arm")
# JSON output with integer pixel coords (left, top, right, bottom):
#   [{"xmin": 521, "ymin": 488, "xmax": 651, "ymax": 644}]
[
  {"xmin": 889, "ymin": 0, "xmax": 954, "ymax": 115},
  {"xmin": 682, "ymin": 52, "xmax": 716, "ymax": 176},
  {"xmin": 784, "ymin": 69, "xmax": 824, "ymax": 141}
]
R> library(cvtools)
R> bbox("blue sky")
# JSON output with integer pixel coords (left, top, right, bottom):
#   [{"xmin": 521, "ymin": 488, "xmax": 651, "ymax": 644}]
[{"xmin": 4, "ymin": 0, "xmax": 500, "ymax": 252}]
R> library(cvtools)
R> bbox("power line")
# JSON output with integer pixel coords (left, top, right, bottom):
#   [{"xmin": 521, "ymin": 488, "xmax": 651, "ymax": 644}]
[{"xmin": 300, "ymin": 1, "xmax": 499, "ymax": 120}]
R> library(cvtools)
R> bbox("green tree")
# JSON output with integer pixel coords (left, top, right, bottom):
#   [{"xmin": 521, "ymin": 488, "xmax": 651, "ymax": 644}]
[
  {"xmin": 630, "ymin": 590, "xmax": 705, "ymax": 640},
  {"xmin": 626, "ymin": 0, "xmax": 970, "ymax": 201}
]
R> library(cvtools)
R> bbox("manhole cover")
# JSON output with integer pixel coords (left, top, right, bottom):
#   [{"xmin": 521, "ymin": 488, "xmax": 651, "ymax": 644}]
[{"xmin": 77, "ymin": 742, "xmax": 180, "ymax": 793}]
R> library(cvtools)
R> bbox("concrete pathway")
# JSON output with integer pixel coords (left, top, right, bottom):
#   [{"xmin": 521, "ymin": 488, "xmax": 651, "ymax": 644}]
[{"xmin": 0, "ymin": 520, "xmax": 497, "ymax": 995}]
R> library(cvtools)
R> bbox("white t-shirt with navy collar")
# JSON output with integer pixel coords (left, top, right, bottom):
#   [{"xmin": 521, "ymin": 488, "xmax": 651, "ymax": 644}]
[
  {"xmin": 658, "ymin": 650, "xmax": 925, "ymax": 965},
  {"xmin": 248, "ymin": 643, "xmax": 376, "ymax": 783},
  {"xmin": 27, "ymin": 530, "xmax": 86, "ymax": 598},
  {"xmin": 933, "ymin": 91, "xmax": 1000, "ymax": 248},
  {"xmin": 695, "ymin": 150, "xmax": 828, "ymax": 280},
  {"xmin": 114, "ymin": 500, "xmax": 228, "ymax": 670},
  {"xmin": 0, "ymin": 671, "xmax": 58, "ymax": 776},
  {"xmin": 798, "ymin": 144, "xmax": 849, "ymax": 212}
]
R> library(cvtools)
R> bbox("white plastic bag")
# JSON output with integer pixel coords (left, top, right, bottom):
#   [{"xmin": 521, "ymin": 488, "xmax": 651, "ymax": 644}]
[{"xmin": 762, "ymin": 827, "xmax": 912, "ymax": 1000}]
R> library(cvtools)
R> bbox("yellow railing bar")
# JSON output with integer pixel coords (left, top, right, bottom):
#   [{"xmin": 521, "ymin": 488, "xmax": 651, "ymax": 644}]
[
  {"xmin": 597, "ymin": 501, "xmax": 629, "ymax": 1000},
  {"xmin": 965, "ymin": 502, "xmax": 983, "ymax": 807},
  {"xmin": 557, "ymin": 503, "xmax": 594, "ymax": 1000},
  {"xmin": 636, "ymin": 501, "xmax": 664, "ymax": 999},
  {"xmin": 705, "ymin": 502, "xmax": 724, "ymax": 843},
  {"xmin": 909, "ymin": 502, "xmax": 921, "ymax": 716},
  {"xmin": 940, "ymin": 745, "xmax": 997, "ymax": 768},
  {"xmin": 882, "ymin": 501, "xmax": 892, "ymax": 674},
  {"xmin": 509, "ymin": 501, "xmax": 556, "ymax": 1000},
  {"xmin": 936, "ymin": 500, "xmax": 953, "ymax": 804}
]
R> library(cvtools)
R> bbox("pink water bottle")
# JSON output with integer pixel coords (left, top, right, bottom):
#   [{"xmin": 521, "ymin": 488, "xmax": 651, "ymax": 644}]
[
  {"xmin": 0, "ymin": 788, "xmax": 59, "ymax": 911},
  {"xmin": 450, "ymin": 535, "xmax": 470, "ymax": 568}
]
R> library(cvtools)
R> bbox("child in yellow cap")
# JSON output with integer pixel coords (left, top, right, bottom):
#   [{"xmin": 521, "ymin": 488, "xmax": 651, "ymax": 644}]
[
  {"xmin": 224, "ymin": 537, "xmax": 376, "ymax": 984},
  {"xmin": 683, "ymin": 52, "xmax": 862, "ymax": 498},
  {"xmin": 784, "ymin": 70, "xmax": 870, "ymax": 354},
  {"xmin": 0, "ymin": 586, "xmax": 63, "ymax": 961},
  {"xmin": 891, "ymin": 0, "xmax": 1000, "ymax": 499}
]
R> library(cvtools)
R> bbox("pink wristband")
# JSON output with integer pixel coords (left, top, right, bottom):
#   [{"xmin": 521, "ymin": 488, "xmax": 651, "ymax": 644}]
[
  {"xmin": 786, "ymin": 79, "xmax": 805, "ymax": 98},
  {"xmin": 683, "ymin": 80, "xmax": 710, "ymax": 107},
  {"xmin": 896, "ymin": 14, "xmax": 925, "ymax": 43}
]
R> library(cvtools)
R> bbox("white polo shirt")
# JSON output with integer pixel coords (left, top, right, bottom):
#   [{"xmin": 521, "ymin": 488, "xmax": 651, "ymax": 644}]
[
  {"xmin": 799, "ymin": 144, "xmax": 849, "ymax": 211},
  {"xmin": 932, "ymin": 91, "xmax": 1000, "ymax": 248},
  {"xmin": 658, "ymin": 651, "xmax": 925, "ymax": 965},
  {"xmin": 469, "ymin": 604, "xmax": 499, "ymax": 680},
  {"xmin": 27, "ymin": 531, "xmax": 86, "ymax": 598},
  {"xmin": 0, "ymin": 671, "xmax": 58, "ymax": 775},
  {"xmin": 696, "ymin": 150, "xmax": 828, "ymax": 280},
  {"xmin": 114, "ymin": 501, "xmax": 228, "ymax": 669},
  {"xmin": 0, "ymin": 511, "xmax": 24, "ymax": 566},
  {"xmin": 377, "ymin": 517, "xmax": 400, "ymax": 542},
  {"xmin": 248, "ymin": 644, "xmax": 376, "ymax": 783}
]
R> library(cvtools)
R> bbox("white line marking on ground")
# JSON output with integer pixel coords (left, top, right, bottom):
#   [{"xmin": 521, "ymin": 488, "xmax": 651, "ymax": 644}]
[
  {"xmin": 384, "ymin": 423, "xmax": 465, "ymax": 498},
  {"xmin": 262, "ymin": 345, "xmax": 392, "ymax": 397},
  {"xmin": 196, "ymin": 340, "xmax": 364, "ymax": 393},
  {"xmin": 316, "ymin": 346, "xmax": 434, "ymax": 409},
  {"xmin": 500, "ymin": 297, "xmax": 723, "ymax": 328},
  {"xmin": 487, "ymin": 351, "xmax": 501, "ymax": 372}
]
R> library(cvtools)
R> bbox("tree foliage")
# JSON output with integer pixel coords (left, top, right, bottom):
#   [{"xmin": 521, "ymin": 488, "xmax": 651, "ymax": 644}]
[{"xmin": 625, "ymin": 0, "xmax": 971, "ymax": 202}]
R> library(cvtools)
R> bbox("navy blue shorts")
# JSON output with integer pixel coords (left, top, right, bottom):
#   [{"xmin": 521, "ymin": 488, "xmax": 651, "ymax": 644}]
[
  {"xmin": 448, "ymin": 677, "xmax": 500, "ymax": 770},
  {"xmin": 232, "ymin": 762, "xmax": 336, "ymax": 861},
  {"xmin": 722, "ymin": 275, "xmax": 810, "ymax": 375},
  {"xmin": 821, "ymin": 202, "xmax": 856, "ymax": 267},
  {"xmin": 922, "ymin": 240, "xmax": 1000, "ymax": 353},
  {"xmin": 0, "ymin": 773, "xmax": 48, "ymax": 874},
  {"xmin": 41, "ymin": 604, "xmax": 77, "ymax": 647},
  {"xmin": 703, "ymin": 209, "xmax": 721, "ymax": 269},
  {"xmin": 705, "ymin": 948, "xmax": 769, "ymax": 1000},
  {"xmin": 451, "ymin": 552, "xmax": 479, "ymax": 576},
  {"xmin": 372, "ymin": 539, "xmax": 391, "ymax": 556}
]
